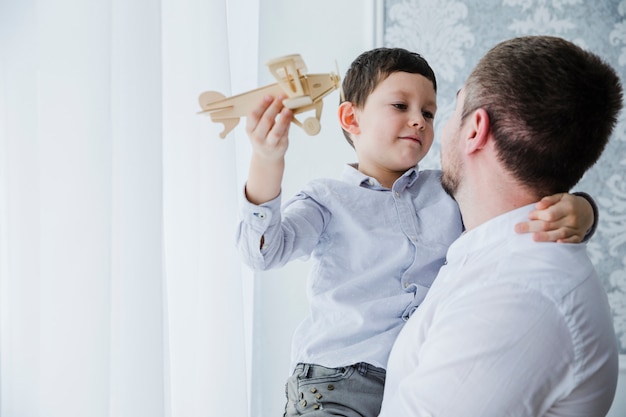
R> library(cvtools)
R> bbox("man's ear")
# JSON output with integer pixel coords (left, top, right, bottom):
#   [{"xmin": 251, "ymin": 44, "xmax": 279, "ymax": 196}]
[
  {"xmin": 338, "ymin": 101, "xmax": 360, "ymax": 135},
  {"xmin": 465, "ymin": 108, "xmax": 490, "ymax": 154}
]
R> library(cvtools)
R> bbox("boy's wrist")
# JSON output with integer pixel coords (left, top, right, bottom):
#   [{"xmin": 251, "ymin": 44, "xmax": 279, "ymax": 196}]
[{"xmin": 572, "ymin": 191, "xmax": 598, "ymax": 242}]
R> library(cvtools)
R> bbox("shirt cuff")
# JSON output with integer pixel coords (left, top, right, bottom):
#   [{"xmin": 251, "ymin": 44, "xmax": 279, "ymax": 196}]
[
  {"xmin": 572, "ymin": 191, "xmax": 598, "ymax": 242},
  {"xmin": 240, "ymin": 184, "xmax": 282, "ymax": 234}
]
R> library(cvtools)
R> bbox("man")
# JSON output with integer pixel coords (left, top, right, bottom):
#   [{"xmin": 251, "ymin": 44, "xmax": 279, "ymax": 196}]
[{"xmin": 378, "ymin": 36, "xmax": 623, "ymax": 417}]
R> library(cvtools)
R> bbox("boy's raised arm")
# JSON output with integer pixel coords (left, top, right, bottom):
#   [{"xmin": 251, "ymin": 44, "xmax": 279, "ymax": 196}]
[{"xmin": 244, "ymin": 95, "xmax": 293, "ymax": 205}]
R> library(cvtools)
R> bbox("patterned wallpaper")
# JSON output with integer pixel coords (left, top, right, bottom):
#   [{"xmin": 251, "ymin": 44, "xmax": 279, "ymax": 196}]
[{"xmin": 382, "ymin": 0, "xmax": 626, "ymax": 354}]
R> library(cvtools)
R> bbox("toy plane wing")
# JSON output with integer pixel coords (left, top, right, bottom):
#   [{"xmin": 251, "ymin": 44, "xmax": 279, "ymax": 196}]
[
  {"xmin": 266, "ymin": 54, "xmax": 309, "ymax": 101},
  {"xmin": 198, "ymin": 54, "xmax": 340, "ymax": 139},
  {"xmin": 198, "ymin": 84, "xmax": 284, "ymax": 138}
]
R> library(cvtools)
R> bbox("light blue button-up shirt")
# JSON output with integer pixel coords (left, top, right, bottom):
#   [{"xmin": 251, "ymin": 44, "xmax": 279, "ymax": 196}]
[{"xmin": 236, "ymin": 164, "xmax": 463, "ymax": 370}]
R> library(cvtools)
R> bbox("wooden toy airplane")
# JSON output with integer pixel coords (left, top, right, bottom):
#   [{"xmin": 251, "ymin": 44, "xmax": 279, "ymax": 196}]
[{"xmin": 198, "ymin": 54, "xmax": 341, "ymax": 138}]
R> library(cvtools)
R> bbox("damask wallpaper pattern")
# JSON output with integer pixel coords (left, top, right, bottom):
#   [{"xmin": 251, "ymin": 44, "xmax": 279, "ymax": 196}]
[{"xmin": 382, "ymin": 0, "xmax": 626, "ymax": 354}]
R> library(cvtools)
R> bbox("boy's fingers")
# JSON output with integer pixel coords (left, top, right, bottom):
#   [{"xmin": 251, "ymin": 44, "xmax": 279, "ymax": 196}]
[
  {"xmin": 516, "ymin": 218, "xmax": 573, "ymax": 233},
  {"xmin": 516, "ymin": 219, "xmax": 553, "ymax": 233},
  {"xmin": 246, "ymin": 95, "xmax": 274, "ymax": 132},
  {"xmin": 557, "ymin": 235, "xmax": 583, "ymax": 244},
  {"xmin": 514, "ymin": 221, "xmax": 530, "ymax": 234},
  {"xmin": 272, "ymin": 108, "xmax": 293, "ymax": 136},
  {"xmin": 247, "ymin": 95, "xmax": 286, "ymax": 138},
  {"xmin": 534, "ymin": 194, "xmax": 560, "ymax": 210},
  {"xmin": 261, "ymin": 107, "xmax": 293, "ymax": 149},
  {"xmin": 517, "ymin": 221, "xmax": 584, "ymax": 243},
  {"xmin": 536, "ymin": 229, "xmax": 582, "ymax": 243},
  {"xmin": 533, "ymin": 193, "xmax": 573, "ymax": 214},
  {"xmin": 531, "ymin": 229, "xmax": 570, "ymax": 242},
  {"xmin": 528, "ymin": 206, "xmax": 574, "ymax": 225},
  {"xmin": 528, "ymin": 209, "xmax": 556, "ymax": 222},
  {"xmin": 260, "ymin": 97, "xmax": 287, "ymax": 136}
]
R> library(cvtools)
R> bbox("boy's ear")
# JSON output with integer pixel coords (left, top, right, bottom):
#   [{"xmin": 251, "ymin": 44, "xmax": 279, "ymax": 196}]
[
  {"xmin": 465, "ymin": 108, "xmax": 490, "ymax": 154},
  {"xmin": 338, "ymin": 101, "xmax": 360, "ymax": 135}
]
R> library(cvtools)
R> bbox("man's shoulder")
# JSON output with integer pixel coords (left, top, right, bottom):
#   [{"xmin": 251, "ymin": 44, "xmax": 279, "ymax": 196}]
[{"xmin": 504, "ymin": 241, "xmax": 594, "ymax": 290}]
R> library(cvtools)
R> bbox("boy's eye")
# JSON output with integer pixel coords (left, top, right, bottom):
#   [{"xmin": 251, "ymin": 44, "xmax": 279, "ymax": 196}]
[
  {"xmin": 392, "ymin": 103, "xmax": 408, "ymax": 110},
  {"xmin": 423, "ymin": 111, "xmax": 435, "ymax": 120}
]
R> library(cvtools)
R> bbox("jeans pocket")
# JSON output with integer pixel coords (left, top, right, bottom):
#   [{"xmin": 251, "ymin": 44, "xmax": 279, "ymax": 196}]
[{"xmin": 285, "ymin": 363, "xmax": 384, "ymax": 417}]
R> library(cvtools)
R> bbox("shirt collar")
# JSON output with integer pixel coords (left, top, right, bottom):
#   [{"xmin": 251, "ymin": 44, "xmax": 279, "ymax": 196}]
[
  {"xmin": 340, "ymin": 163, "xmax": 420, "ymax": 190},
  {"xmin": 447, "ymin": 203, "xmax": 537, "ymax": 263}
]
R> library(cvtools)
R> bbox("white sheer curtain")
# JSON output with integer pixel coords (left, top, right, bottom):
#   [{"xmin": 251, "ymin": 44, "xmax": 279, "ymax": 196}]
[{"xmin": 0, "ymin": 0, "xmax": 257, "ymax": 416}]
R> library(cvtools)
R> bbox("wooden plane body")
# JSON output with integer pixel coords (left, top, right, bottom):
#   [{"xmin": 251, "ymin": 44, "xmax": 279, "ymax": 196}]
[{"xmin": 198, "ymin": 54, "xmax": 340, "ymax": 138}]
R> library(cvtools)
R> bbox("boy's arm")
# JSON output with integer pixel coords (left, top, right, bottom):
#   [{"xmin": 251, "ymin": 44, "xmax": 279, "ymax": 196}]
[
  {"xmin": 245, "ymin": 95, "xmax": 293, "ymax": 205},
  {"xmin": 514, "ymin": 192, "xmax": 596, "ymax": 243}
]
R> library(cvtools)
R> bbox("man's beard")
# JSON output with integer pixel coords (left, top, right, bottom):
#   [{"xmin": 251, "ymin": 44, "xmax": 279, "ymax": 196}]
[
  {"xmin": 440, "ymin": 152, "xmax": 461, "ymax": 200},
  {"xmin": 440, "ymin": 170, "xmax": 458, "ymax": 201}
]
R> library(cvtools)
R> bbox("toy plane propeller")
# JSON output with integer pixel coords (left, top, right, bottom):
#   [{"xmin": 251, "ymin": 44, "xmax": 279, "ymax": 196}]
[{"xmin": 198, "ymin": 54, "xmax": 341, "ymax": 138}]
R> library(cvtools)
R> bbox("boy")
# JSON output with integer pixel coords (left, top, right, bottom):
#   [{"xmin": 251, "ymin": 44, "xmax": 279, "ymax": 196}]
[{"xmin": 236, "ymin": 48, "xmax": 595, "ymax": 417}]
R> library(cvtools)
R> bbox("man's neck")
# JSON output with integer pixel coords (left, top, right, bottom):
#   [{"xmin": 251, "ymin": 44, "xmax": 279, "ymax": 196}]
[{"xmin": 456, "ymin": 179, "xmax": 536, "ymax": 232}]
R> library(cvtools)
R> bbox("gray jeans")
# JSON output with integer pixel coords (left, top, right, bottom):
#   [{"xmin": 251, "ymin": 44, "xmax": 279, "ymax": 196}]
[{"xmin": 283, "ymin": 363, "xmax": 386, "ymax": 417}]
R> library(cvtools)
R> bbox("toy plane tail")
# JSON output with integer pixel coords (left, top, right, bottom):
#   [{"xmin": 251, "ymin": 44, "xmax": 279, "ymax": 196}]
[
  {"xmin": 198, "ymin": 91, "xmax": 228, "ymax": 111},
  {"xmin": 216, "ymin": 117, "xmax": 239, "ymax": 139},
  {"xmin": 197, "ymin": 90, "xmax": 241, "ymax": 138}
]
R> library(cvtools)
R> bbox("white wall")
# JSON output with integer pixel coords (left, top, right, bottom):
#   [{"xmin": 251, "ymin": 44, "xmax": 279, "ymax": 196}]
[
  {"xmin": 250, "ymin": 1, "xmax": 378, "ymax": 415},
  {"xmin": 252, "ymin": 2, "xmax": 626, "ymax": 416}
]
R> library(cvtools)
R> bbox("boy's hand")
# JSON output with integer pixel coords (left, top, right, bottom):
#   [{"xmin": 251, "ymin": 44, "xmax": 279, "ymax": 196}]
[
  {"xmin": 514, "ymin": 193, "xmax": 594, "ymax": 243},
  {"xmin": 246, "ymin": 95, "xmax": 293, "ymax": 162},
  {"xmin": 244, "ymin": 95, "xmax": 294, "ymax": 205}
]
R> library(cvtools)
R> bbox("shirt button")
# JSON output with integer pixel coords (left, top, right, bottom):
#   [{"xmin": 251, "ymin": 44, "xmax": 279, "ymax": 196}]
[
  {"xmin": 404, "ymin": 282, "xmax": 410, "ymax": 288},
  {"xmin": 368, "ymin": 179, "xmax": 375, "ymax": 186},
  {"xmin": 253, "ymin": 212, "xmax": 266, "ymax": 219},
  {"xmin": 395, "ymin": 192, "xmax": 400, "ymax": 198}
]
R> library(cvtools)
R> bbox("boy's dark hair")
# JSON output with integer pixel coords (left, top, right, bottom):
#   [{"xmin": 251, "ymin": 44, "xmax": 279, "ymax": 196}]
[
  {"xmin": 340, "ymin": 47, "xmax": 437, "ymax": 147},
  {"xmin": 462, "ymin": 36, "xmax": 623, "ymax": 198}
]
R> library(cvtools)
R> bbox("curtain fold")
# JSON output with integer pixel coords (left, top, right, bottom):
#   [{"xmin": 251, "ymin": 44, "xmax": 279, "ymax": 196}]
[
  {"xmin": 161, "ymin": 0, "xmax": 253, "ymax": 415},
  {"xmin": 110, "ymin": 0, "xmax": 164, "ymax": 415},
  {"xmin": 0, "ymin": 0, "xmax": 256, "ymax": 415}
]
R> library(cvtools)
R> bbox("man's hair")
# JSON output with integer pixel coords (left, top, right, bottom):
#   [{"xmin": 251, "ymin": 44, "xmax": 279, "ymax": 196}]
[
  {"xmin": 340, "ymin": 47, "xmax": 437, "ymax": 147},
  {"xmin": 462, "ymin": 35, "xmax": 623, "ymax": 197}
]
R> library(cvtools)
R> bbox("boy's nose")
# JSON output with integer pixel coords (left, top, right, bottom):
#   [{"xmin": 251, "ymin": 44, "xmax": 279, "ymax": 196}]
[{"xmin": 410, "ymin": 116, "xmax": 425, "ymax": 130}]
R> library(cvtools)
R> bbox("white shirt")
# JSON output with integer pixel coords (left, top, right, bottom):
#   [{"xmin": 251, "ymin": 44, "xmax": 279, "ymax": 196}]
[
  {"xmin": 379, "ymin": 204, "xmax": 618, "ymax": 417},
  {"xmin": 236, "ymin": 165, "xmax": 462, "ymax": 370}
]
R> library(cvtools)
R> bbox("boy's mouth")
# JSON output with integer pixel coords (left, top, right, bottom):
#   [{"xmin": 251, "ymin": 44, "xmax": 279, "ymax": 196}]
[{"xmin": 400, "ymin": 135, "xmax": 422, "ymax": 144}]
